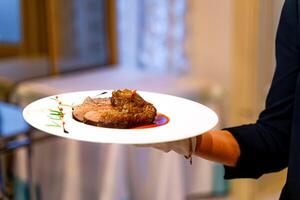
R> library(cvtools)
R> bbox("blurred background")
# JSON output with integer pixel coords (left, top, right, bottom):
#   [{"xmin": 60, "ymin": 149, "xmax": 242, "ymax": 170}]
[{"xmin": 0, "ymin": 0, "xmax": 286, "ymax": 199}]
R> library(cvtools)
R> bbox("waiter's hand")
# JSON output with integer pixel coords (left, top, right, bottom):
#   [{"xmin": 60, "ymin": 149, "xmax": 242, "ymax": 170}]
[{"xmin": 136, "ymin": 130, "xmax": 241, "ymax": 167}]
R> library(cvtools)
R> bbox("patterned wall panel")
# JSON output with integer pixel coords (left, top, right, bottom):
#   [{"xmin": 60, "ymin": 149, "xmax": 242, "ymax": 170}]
[{"xmin": 53, "ymin": 0, "xmax": 108, "ymax": 72}]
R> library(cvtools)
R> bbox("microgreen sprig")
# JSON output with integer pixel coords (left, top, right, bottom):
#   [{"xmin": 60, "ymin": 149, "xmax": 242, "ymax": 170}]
[{"xmin": 47, "ymin": 96, "xmax": 69, "ymax": 133}]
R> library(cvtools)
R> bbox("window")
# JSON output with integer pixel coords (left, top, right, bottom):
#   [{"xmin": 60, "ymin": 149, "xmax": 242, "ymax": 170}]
[
  {"xmin": 0, "ymin": 0, "xmax": 48, "ymax": 58},
  {"xmin": 0, "ymin": 0, "xmax": 23, "ymax": 57},
  {"xmin": 0, "ymin": 0, "xmax": 116, "ymax": 74},
  {"xmin": 0, "ymin": 0, "xmax": 21, "ymax": 44}
]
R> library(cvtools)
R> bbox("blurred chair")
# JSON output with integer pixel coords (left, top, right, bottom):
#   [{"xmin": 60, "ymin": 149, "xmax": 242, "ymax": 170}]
[
  {"xmin": 0, "ymin": 102, "xmax": 30, "ymax": 199},
  {"xmin": 0, "ymin": 101, "xmax": 60, "ymax": 200}
]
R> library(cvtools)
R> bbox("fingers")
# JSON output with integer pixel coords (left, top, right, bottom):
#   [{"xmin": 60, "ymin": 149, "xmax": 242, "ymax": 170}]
[
  {"xmin": 134, "ymin": 143, "xmax": 172, "ymax": 152},
  {"xmin": 134, "ymin": 137, "xmax": 196, "ymax": 155},
  {"xmin": 151, "ymin": 143, "xmax": 172, "ymax": 152}
]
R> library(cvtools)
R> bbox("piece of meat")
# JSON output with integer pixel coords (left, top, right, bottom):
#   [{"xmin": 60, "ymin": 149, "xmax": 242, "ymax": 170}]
[
  {"xmin": 72, "ymin": 89, "xmax": 157, "ymax": 128},
  {"xmin": 72, "ymin": 97, "xmax": 111, "ymax": 122}
]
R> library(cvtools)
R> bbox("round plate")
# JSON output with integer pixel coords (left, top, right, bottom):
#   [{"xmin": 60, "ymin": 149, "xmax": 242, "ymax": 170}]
[{"xmin": 23, "ymin": 90, "xmax": 218, "ymax": 144}]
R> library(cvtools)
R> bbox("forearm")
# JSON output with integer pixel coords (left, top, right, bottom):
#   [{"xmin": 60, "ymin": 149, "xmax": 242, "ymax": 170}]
[{"xmin": 193, "ymin": 130, "xmax": 241, "ymax": 167}]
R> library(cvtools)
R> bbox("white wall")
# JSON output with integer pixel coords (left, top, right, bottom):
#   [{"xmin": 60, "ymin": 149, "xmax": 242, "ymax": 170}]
[{"xmin": 185, "ymin": 0, "xmax": 233, "ymax": 90}]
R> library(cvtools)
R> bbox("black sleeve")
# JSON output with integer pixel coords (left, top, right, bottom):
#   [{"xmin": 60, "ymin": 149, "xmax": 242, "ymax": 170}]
[{"xmin": 224, "ymin": 0, "xmax": 300, "ymax": 179}]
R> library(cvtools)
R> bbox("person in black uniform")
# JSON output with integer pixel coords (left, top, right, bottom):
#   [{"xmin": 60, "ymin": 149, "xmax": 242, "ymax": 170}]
[{"xmin": 142, "ymin": 0, "xmax": 300, "ymax": 199}]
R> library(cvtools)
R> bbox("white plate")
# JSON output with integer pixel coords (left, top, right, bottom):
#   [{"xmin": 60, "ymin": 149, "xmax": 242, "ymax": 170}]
[{"xmin": 23, "ymin": 90, "xmax": 218, "ymax": 144}]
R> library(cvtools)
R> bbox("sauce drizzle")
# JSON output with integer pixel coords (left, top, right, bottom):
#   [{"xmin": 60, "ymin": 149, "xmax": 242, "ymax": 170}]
[{"xmin": 133, "ymin": 113, "xmax": 170, "ymax": 129}]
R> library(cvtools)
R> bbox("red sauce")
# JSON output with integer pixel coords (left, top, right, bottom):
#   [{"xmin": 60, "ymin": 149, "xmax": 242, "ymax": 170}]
[{"xmin": 133, "ymin": 113, "xmax": 170, "ymax": 129}]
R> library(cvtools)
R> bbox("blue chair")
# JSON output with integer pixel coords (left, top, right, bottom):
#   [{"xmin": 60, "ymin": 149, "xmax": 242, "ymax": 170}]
[{"xmin": 0, "ymin": 102, "xmax": 30, "ymax": 199}]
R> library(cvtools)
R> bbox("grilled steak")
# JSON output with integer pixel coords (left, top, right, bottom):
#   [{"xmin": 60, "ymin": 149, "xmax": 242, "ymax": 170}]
[{"xmin": 72, "ymin": 89, "xmax": 157, "ymax": 128}]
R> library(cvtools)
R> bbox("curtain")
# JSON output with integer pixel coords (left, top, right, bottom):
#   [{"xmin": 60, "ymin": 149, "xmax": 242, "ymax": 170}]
[{"xmin": 117, "ymin": 0, "xmax": 187, "ymax": 74}]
